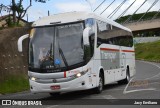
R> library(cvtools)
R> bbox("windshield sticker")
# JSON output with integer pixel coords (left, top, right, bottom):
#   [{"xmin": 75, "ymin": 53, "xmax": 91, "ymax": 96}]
[{"xmin": 55, "ymin": 59, "xmax": 61, "ymax": 65}]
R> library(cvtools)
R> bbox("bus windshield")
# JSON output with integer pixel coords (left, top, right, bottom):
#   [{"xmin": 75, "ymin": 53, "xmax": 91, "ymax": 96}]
[{"xmin": 29, "ymin": 22, "xmax": 85, "ymax": 72}]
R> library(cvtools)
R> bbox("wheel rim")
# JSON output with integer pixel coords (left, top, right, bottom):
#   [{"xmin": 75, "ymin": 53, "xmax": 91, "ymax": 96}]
[
  {"xmin": 99, "ymin": 77, "xmax": 103, "ymax": 91},
  {"xmin": 127, "ymin": 74, "xmax": 129, "ymax": 81},
  {"xmin": 126, "ymin": 70, "xmax": 130, "ymax": 82}
]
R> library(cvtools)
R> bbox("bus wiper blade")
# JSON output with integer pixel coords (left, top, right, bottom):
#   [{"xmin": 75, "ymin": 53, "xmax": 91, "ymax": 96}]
[
  {"xmin": 59, "ymin": 47, "xmax": 69, "ymax": 68},
  {"xmin": 46, "ymin": 43, "xmax": 54, "ymax": 60}
]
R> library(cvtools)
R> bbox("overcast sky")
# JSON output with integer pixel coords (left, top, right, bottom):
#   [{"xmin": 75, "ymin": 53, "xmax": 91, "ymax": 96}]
[{"xmin": 1, "ymin": 0, "xmax": 160, "ymax": 22}]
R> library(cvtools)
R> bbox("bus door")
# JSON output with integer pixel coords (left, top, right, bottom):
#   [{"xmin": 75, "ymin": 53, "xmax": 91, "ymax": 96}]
[{"xmin": 120, "ymin": 52, "xmax": 126, "ymax": 78}]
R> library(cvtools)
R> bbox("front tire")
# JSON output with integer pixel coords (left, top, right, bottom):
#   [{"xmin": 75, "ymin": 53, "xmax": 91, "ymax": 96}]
[{"xmin": 95, "ymin": 73, "xmax": 104, "ymax": 94}]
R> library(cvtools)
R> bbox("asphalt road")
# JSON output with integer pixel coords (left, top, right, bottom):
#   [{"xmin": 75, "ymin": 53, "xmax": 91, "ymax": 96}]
[{"xmin": 0, "ymin": 60, "xmax": 160, "ymax": 108}]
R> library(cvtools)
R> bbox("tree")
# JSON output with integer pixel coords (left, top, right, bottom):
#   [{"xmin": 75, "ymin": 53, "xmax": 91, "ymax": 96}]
[
  {"xmin": 11, "ymin": 0, "xmax": 32, "ymax": 25},
  {"xmin": 3, "ymin": 0, "xmax": 49, "ymax": 26}
]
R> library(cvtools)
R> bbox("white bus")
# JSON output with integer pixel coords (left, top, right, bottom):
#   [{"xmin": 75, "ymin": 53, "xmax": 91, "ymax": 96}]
[{"xmin": 18, "ymin": 12, "xmax": 136, "ymax": 95}]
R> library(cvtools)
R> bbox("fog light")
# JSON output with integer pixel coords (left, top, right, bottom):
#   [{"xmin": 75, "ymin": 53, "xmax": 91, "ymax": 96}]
[
  {"xmin": 31, "ymin": 77, "xmax": 36, "ymax": 81},
  {"xmin": 76, "ymin": 73, "xmax": 82, "ymax": 77}
]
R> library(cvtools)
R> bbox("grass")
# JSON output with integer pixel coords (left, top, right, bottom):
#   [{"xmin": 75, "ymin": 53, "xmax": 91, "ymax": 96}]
[
  {"xmin": 0, "ymin": 74, "xmax": 29, "ymax": 94},
  {"xmin": 135, "ymin": 40, "xmax": 160, "ymax": 61}
]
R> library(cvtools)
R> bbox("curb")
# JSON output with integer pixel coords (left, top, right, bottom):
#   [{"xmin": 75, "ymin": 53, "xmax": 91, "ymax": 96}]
[{"xmin": 136, "ymin": 59, "xmax": 160, "ymax": 63}]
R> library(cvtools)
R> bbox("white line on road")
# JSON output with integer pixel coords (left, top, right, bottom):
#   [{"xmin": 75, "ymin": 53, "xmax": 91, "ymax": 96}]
[
  {"xmin": 102, "ymin": 95, "xmax": 116, "ymax": 99},
  {"xmin": 46, "ymin": 105, "xmax": 59, "ymax": 108},
  {"xmin": 123, "ymin": 60, "xmax": 160, "ymax": 94},
  {"xmin": 123, "ymin": 88, "xmax": 156, "ymax": 94},
  {"xmin": 123, "ymin": 78, "xmax": 133, "ymax": 94}
]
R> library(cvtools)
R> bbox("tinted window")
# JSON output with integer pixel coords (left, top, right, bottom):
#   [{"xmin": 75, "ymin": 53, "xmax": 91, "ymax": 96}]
[{"xmin": 97, "ymin": 20, "xmax": 133, "ymax": 47}]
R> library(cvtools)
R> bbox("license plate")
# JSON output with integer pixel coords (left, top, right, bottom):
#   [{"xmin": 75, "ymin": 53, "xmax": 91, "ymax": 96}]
[{"xmin": 50, "ymin": 85, "xmax": 60, "ymax": 90}]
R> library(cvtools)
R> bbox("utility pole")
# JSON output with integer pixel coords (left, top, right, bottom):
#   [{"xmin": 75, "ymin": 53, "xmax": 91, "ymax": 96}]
[{"xmin": 48, "ymin": 10, "xmax": 50, "ymax": 16}]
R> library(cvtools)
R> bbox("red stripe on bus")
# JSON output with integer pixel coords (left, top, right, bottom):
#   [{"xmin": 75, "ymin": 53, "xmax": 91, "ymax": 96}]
[
  {"xmin": 64, "ymin": 71, "xmax": 66, "ymax": 78},
  {"xmin": 100, "ymin": 48, "xmax": 120, "ymax": 52},
  {"xmin": 100, "ymin": 48, "xmax": 135, "ymax": 53},
  {"xmin": 122, "ymin": 50, "xmax": 135, "ymax": 52}
]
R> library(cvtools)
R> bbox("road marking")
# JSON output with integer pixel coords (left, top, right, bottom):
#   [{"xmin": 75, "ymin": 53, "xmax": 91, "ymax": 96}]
[
  {"xmin": 123, "ymin": 61, "xmax": 160, "ymax": 94},
  {"xmin": 102, "ymin": 95, "xmax": 116, "ymax": 99},
  {"xmin": 46, "ymin": 105, "xmax": 59, "ymax": 108},
  {"xmin": 123, "ymin": 88, "xmax": 156, "ymax": 94},
  {"xmin": 123, "ymin": 77, "xmax": 156, "ymax": 94},
  {"xmin": 123, "ymin": 78, "xmax": 133, "ymax": 94}
]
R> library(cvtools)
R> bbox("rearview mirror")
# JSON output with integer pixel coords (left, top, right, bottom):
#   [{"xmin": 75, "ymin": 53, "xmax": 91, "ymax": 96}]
[
  {"xmin": 17, "ymin": 34, "xmax": 29, "ymax": 52},
  {"xmin": 83, "ymin": 27, "xmax": 91, "ymax": 45}
]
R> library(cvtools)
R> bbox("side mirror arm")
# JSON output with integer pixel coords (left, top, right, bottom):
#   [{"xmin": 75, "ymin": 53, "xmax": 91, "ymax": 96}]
[{"xmin": 18, "ymin": 34, "xmax": 29, "ymax": 52}]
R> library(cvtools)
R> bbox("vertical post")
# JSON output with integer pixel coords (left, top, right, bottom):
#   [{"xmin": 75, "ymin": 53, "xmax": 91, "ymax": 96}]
[{"xmin": 48, "ymin": 10, "xmax": 50, "ymax": 16}]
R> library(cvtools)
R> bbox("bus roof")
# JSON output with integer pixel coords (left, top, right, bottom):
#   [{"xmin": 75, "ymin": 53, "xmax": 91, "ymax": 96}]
[{"xmin": 32, "ymin": 11, "xmax": 131, "ymax": 32}]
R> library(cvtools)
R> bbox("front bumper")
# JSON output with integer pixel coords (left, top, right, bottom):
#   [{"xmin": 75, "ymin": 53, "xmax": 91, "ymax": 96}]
[{"xmin": 29, "ymin": 74, "xmax": 92, "ymax": 93}]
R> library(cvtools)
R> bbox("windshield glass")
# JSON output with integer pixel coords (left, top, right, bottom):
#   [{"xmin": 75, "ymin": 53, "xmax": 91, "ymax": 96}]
[{"xmin": 29, "ymin": 22, "xmax": 85, "ymax": 72}]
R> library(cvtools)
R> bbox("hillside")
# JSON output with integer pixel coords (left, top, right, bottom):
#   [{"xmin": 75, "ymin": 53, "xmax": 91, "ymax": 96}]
[
  {"xmin": 0, "ymin": 27, "xmax": 30, "ymax": 94},
  {"xmin": 135, "ymin": 40, "xmax": 160, "ymax": 62},
  {"xmin": 116, "ymin": 11, "xmax": 160, "ymax": 23}
]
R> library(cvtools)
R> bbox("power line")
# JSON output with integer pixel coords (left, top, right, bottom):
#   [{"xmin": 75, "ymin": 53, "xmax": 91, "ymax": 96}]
[
  {"xmin": 151, "ymin": 8, "xmax": 160, "ymax": 20},
  {"xmin": 93, "ymin": 0, "xmax": 106, "ymax": 12},
  {"xmin": 137, "ymin": 0, "xmax": 159, "ymax": 22},
  {"xmin": 100, "ymin": 0, "xmax": 115, "ymax": 15},
  {"xmin": 124, "ymin": 0, "xmax": 148, "ymax": 24},
  {"xmin": 117, "ymin": 0, "xmax": 136, "ymax": 19},
  {"xmin": 108, "ymin": 0, "xmax": 127, "ymax": 19}
]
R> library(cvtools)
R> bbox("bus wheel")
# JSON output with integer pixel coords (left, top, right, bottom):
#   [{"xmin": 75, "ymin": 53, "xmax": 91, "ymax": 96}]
[
  {"xmin": 124, "ymin": 67, "xmax": 130, "ymax": 84},
  {"xmin": 95, "ymin": 73, "xmax": 104, "ymax": 94},
  {"xmin": 118, "ymin": 67, "xmax": 130, "ymax": 84},
  {"xmin": 49, "ymin": 92, "xmax": 60, "ymax": 97}
]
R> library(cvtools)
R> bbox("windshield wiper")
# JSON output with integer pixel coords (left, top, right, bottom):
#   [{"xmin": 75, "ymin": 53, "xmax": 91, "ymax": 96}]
[
  {"xmin": 46, "ymin": 43, "xmax": 53, "ymax": 60},
  {"xmin": 58, "ymin": 47, "xmax": 69, "ymax": 68}
]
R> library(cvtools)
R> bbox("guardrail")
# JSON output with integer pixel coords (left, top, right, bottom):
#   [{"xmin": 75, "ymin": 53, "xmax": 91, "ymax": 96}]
[{"xmin": 134, "ymin": 37, "xmax": 160, "ymax": 44}]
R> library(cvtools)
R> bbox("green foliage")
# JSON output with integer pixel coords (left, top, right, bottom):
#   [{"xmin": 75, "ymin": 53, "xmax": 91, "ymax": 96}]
[
  {"xmin": 5, "ymin": 17, "xmax": 22, "ymax": 27},
  {"xmin": 5, "ymin": 17, "xmax": 15, "ymax": 27},
  {"xmin": 16, "ymin": 2, "xmax": 24, "ymax": 13},
  {"xmin": 116, "ymin": 11, "xmax": 160, "ymax": 23},
  {"xmin": 0, "ymin": 74, "xmax": 29, "ymax": 94},
  {"xmin": 135, "ymin": 40, "xmax": 160, "ymax": 61},
  {"xmin": 0, "ymin": 27, "xmax": 3, "ymax": 30}
]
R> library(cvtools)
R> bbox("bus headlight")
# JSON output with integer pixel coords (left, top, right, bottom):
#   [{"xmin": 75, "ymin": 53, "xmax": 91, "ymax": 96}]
[
  {"xmin": 76, "ymin": 73, "xmax": 82, "ymax": 77},
  {"xmin": 73, "ymin": 69, "xmax": 89, "ymax": 78}
]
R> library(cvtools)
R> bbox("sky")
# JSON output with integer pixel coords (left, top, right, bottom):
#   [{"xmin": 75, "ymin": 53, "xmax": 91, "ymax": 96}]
[{"xmin": 0, "ymin": 0, "xmax": 160, "ymax": 22}]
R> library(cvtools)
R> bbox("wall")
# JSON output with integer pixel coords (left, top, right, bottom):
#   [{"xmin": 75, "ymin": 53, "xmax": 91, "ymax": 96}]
[
  {"xmin": 0, "ymin": 27, "xmax": 30, "ymax": 81},
  {"xmin": 134, "ymin": 37, "xmax": 160, "ymax": 44}
]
